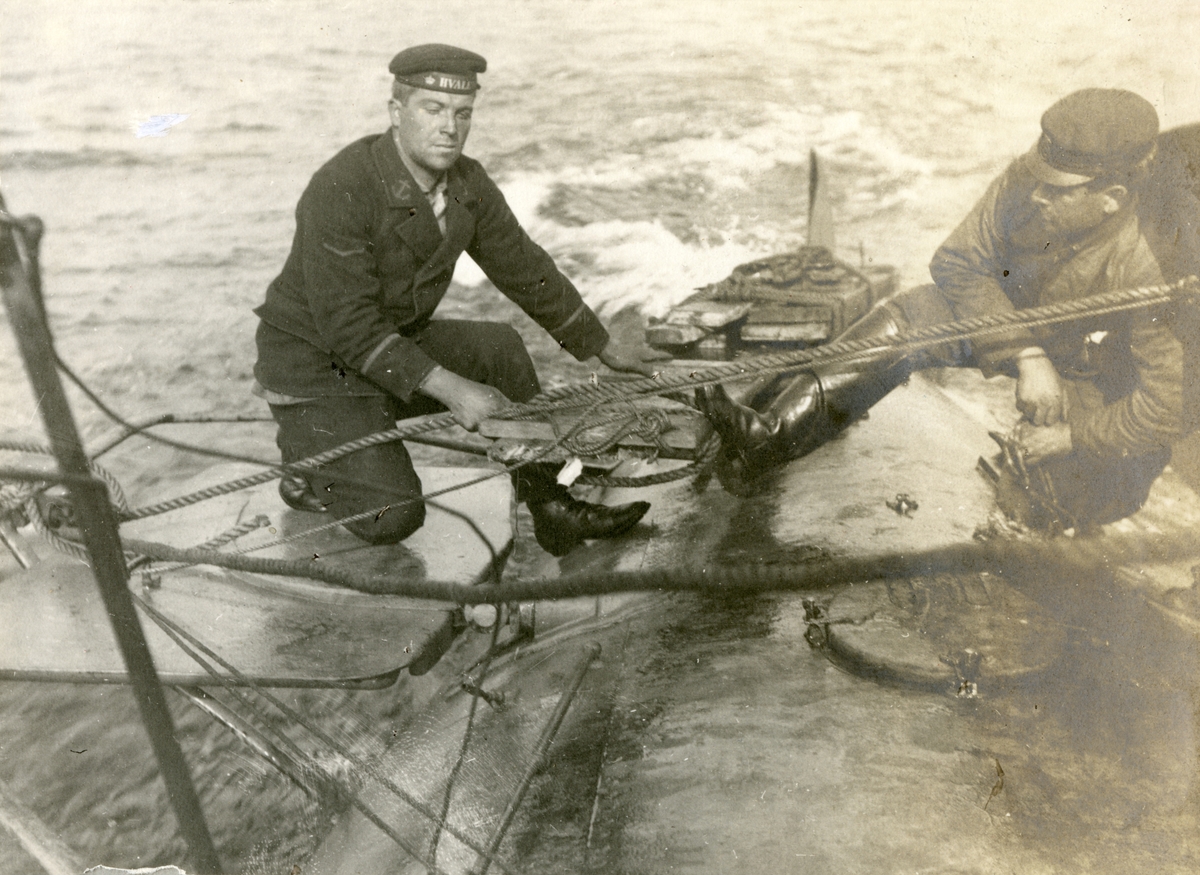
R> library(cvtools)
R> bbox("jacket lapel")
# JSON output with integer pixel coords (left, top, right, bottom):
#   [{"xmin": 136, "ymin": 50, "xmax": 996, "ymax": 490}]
[
  {"xmin": 371, "ymin": 132, "xmax": 443, "ymax": 264},
  {"xmin": 410, "ymin": 163, "xmax": 477, "ymax": 287},
  {"xmin": 441, "ymin": 167, "xmax": 476, "ymax": 256}
]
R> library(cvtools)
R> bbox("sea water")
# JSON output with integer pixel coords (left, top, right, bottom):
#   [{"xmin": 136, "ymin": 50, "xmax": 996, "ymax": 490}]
[{"xmin": 2, "ymin": 0, "xmax": 1200, "ymax": 870}]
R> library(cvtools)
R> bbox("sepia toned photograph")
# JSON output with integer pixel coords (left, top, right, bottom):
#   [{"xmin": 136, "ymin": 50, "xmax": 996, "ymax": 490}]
[{"xmin": 2, "ymin": 1, "xmax": 1200, "ymax": 872}]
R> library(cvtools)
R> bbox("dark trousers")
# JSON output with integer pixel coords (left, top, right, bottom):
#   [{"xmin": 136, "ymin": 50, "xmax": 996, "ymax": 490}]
[
  {"xmin": 833, "ymin": 284, "xmax": 1167, "ymax": 526},
  {"xmin": 269, "ymin": 320, "xmax": 541, "ymax": 544}
]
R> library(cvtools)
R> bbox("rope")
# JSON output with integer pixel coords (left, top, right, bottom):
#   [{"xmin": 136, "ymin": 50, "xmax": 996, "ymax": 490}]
[
  {"xmin": 14, "ymin": 277, "xmax": 1195, "ymax": 536},
  {"xmin": 24, "ymin": 505, "xmax": 91, "ymax": 562},
  {"xmin": 559, "ymin": 408, "xmax": 672, "ymax": 457},
  {"xmin": 117, "ymin": 415, "xmax": 459, "ymax": 521},
  {"xmin": 113, "ymin": 277, "xmax": 1198, "ymax": 523},
  {"xmin": 122, "ymin": 520, "xmax": 1200, "ymax": 602},
  {"xmin": 0, "ymin": 482, "xmax": 39, "ymax": 515},
  {"xmin": 195, "ymin": 515, "xmax": 272, "ymax": 551},
  {"xmin": 141, "ymin": 401, "xmax": 609, "ymax": 569},
  {"xmin": 575, "ymin": 431, "xmax": 721, "ymax": 488},
  {"xmin": 0, "ymin": 440, "xmax": 131, "ymax": 512},
  {"xmin": 520, "ymin": 276, "xmax": 1200, "ymax": 411},
  {"xmin": 0, "ymin": 442, "xmax": 136, "ymax": 562}
]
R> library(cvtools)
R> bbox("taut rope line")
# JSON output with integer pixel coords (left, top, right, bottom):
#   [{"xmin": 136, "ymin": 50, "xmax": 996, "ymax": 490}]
[{"xmin": 526, "ymin": 276, "xmax": 1199, "ymax": 411}]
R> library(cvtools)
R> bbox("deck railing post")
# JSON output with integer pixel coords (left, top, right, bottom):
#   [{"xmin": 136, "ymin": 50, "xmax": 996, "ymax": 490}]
[{"xmin": 0, "ymin": 205, "xmax": 223, "ymax": 874}]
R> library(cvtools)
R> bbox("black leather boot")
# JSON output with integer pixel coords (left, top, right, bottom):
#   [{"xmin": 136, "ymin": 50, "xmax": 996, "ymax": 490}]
[
  {"xmin": 512, "ymin": 464, "xmax": 651, "ymax": 556},
  {"xmin": 695, "ymin": 300, "xmax": 912, "ymax": 484}
]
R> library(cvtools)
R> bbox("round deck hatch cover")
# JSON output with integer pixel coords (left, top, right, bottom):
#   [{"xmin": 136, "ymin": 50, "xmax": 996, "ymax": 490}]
[{"xmin": 823, "ymin": 573, "xmax": 1064, "ymax": 694}]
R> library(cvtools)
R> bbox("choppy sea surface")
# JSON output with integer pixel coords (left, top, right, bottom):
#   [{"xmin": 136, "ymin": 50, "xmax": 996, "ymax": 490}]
[{"xmin": 3, "ymin": 0, "xmax": 1200, "ymax": 871}]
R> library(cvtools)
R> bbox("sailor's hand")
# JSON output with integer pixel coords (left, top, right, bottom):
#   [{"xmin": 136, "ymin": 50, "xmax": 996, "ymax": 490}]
[
  {"xmin": 418, "ymin": 367, "xmax": 507, "ymax": 431},
  {"xmin": 1015, "ymin": 349, "xmax": 1068, "ymax": 426},
  {"xmin": 1012, "ymin": 420, "xmax": 1073, "ymax": 465},
  {"xmin": 596, "ymin": 337, "xmax": 672, "ymax": 378}
]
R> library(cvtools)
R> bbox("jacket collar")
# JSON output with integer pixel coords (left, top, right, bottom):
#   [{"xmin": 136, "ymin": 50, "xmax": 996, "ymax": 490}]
[
  {"xmin": 371, "ymin": 130, "xmax": 423, "ymax": 207},
  {"xmin": 371, "ymin": 130, "xmax": 475, "ymax": 263}
]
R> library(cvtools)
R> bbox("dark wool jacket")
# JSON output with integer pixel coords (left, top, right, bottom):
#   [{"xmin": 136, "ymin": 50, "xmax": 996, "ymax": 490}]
[
  {"xmin": 930, "ymin": 157, "xmax": 1183, "ymax": 458},
  {"xmin": 254, "ymin": 131, "xmax": 608, "ymax": 401}
]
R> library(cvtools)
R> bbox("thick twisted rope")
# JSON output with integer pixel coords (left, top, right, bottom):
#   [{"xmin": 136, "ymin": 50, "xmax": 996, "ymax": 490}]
[
  {"xmin": 74, "ymin": 277, "xmax": 1200, "ymax": 524},
  {"xmin": 217, "ymin": 466, "xmax": 512, "ymax": 559},
  {"xmin": 526, "ymin": 276, "xmax": 1200, "ymax": 411},
  {"xmin": 0, "ymin": 441, "xmax": 134, "ymax": 560},
  {"xmin": 117, "ymin": 418, "xmax": 459, "ymax": 521},
  {"xmin": 139, "ymin": 400, "xmax": 610, "ymax": 565},
  {"xmin": 121, "ymin": 521, "xmax": 1200, "ymax": 601},
  {"xmin": 559, "ymin": 408, "xmax": 672, "ymax": 457},
  {"xmin": 195, "ymin": 515, "xmax": 273, "ymax": 551}
]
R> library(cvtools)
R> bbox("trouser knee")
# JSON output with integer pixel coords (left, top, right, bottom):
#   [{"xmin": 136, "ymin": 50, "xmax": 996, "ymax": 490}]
[
  {"xmin": 469, "ymin": 323, "xmax": 540, "ymax": 403},
  {"xmin": 342, "ymin": 499, "xmax": 426, "ymax": 544}
]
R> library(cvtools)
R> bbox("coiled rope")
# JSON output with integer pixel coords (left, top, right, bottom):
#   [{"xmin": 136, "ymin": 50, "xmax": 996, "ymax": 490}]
[
  {"xmin": 575, "ymin": 431, "xmax": 721, "ymax": 488},
  {"xmin": 0, "ymin": 439, "xmax": 131, "ymax": 512},
  {"xmin": 0, "ymin": 441, "xmax": 134, "ymax": 561},
  {"xmin": 558, "ymin": 408, "xmax": 672, "ymax": 457}
]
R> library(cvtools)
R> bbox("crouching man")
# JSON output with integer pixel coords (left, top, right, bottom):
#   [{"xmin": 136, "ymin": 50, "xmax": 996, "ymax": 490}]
[
  {"xmin": 252, "ymin": 44, "xmax": 658, "ymax": 554},
  {"xmin": 698, "ymin": 89, "xmax": 1189, "ymax": 528}
]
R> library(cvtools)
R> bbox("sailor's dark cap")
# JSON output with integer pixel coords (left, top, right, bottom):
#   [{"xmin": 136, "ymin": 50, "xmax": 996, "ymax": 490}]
[
  {"xmin": 1024, "ymin": 88, "xmax": 1159, "ymax": 187},
  {"xmin": 389, "ymin": 44, "xmax": 486, "ymax": 94}
]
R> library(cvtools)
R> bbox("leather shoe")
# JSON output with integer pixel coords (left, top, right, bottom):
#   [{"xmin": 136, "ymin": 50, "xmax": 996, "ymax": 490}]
[
  {"xmin": 528, "ymin": 494, "xmax": 651, "ymax": 556},
  {"xmin": 279, "ymin": 472, "xmax": 329, "ymax": 513}
]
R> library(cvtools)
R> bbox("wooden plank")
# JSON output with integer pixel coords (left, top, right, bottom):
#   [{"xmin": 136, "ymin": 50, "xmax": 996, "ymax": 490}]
[
  {"xmin": 743, "ymin": 303, "xmax": 833, "ymax": 324},
  {"xmin": 739, "ymin": 321, "xmax": 831, "ymax": 343},
  {"xmin": 645, "ymin": 323, "xmax": 711, "ymax": 346},
  {"xmin": 484, "ymin": 401, "xmax": 710, "ymax": 462},
  {"xmin": 479, "ymin": 419, "xmax": 557, "ymax": 442},
  {"xmin": 664, "ymin": 301, "xmax": 753, "ymax": 328},
  {"xmin": 0, "ymin": 466, "xmax": 513, "ymax": 686}
]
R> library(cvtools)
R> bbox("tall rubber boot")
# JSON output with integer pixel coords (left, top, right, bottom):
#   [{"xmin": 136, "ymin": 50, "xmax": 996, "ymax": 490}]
[
  {"xmin": 511, "ymin": 463, "xmax": 651, "ymax": 557},
  {"xmin": 696, "ymin": 299, "xmax": 912, "ymax": 491}
]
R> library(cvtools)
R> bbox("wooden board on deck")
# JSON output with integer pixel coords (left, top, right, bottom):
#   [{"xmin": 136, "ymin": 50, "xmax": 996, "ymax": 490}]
[
  {"xmin": 0, "ymin": 466, "xmax": 513, "ymax": 686},
  {"xmin": 480, "ymin": 397, "xmax": 711, "ymax": 465}
]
